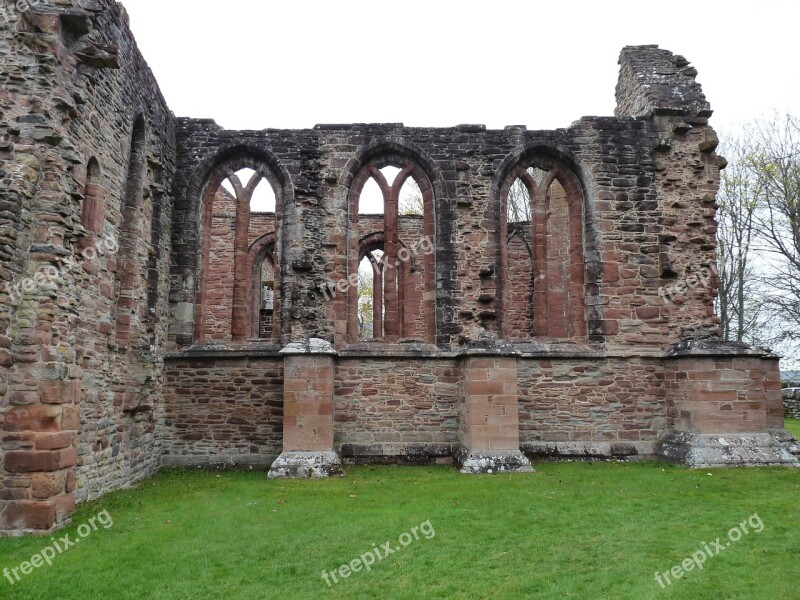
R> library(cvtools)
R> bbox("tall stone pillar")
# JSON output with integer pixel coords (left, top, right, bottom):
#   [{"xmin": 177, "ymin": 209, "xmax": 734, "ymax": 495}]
[
  {"xmin": 268, "ymin": 339, "xmax": 343, "ymax": 478},
  {"xmin": 455, "ymin": 345, "xmax": 533, "ymax": 474}
]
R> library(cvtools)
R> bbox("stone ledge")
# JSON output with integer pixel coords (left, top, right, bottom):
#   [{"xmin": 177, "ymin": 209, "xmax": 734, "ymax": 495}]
[
  {"xmin": 521, "ymin": 441, "xmax": 656, "ymax": 461},
  {"xmin": 161, "ymin": 454, "xmax": 278, "ymax": 470},
  {"xmin": 280, "ymin": 338, "xmax": 337, "ymax": 356},
  {"xmin": 267, "ymin": 451, "xmax": 344, "ymax": 479},
  {"xmin": 338, "ymin": 340, "xmax": 447, "ymax": 358},
  {"xmin": 771, "ymin": 429, "xmax": 800, "ymax": 457},
  {"xmin": 657, "ymin": 432, "xmax": 799, "ymax": 468},
  {"xmin": 665, "ymin": 337, "xmax": 778, "ymax": 359},
  {"xmin": 339, "ymin": 442, "xmax": 456, "ymax": 465},
  {"xmin": 165, "ymin": 344, "xmax": 782, "ymax": 361},
  {"xmin": 454, "ymin": 447, "xmax": 534, "ymax": 475},
  {"xmin": 165, "ymin": 342, "xmax": 283, "ymax": 360}
]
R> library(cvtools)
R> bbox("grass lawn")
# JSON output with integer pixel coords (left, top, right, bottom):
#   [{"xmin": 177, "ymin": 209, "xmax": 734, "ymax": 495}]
[
  {"xmin": 0, "ymin": 462, "xmax": 797, "ymax": 600},
  {"xmin": 786, "ymin": 418, "xmax": 800, "ymax": 440}
]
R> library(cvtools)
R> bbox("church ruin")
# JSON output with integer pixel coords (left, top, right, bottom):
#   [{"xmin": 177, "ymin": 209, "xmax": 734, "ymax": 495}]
[{"xmin": 1, "ymin": 1, "xmax": 797, "ymax": 535}]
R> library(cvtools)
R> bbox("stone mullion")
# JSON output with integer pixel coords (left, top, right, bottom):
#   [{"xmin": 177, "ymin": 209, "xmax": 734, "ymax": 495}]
[
  {"xmin": 383, "ymin": 185, "xmax": 400, "ymax": 340},
  {"xmin": 531, "ymin": 185, "xmax": 548, "ymax": 337},
  {"xmin": 372, "ymin": 256, "xmax": 383, "ymax": 338},
  {"xmin": 567, "ymin": 184, "xmax": 587, "ymax": 339},
  {"xmin": 397, "ymin": 250, "xmax": 407, "ymax": 337},
  {"xmin": 231, "ymin": 189, "xmax": 252, "ymax": 341},
  {"xmin": 271, "ymin": 259, "xmax": 281, "ymax": 341},
  {"xmin": 421, "ymin": 182, "xmax": 436, "ymax": 343},
  {"xmin": 194, "ymin": 183, "xmax": 218, "ymax": 342}
]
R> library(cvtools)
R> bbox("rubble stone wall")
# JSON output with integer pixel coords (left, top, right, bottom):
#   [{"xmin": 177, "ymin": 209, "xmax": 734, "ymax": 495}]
[
  {"xmin": 784, "ymin": 388, "xmax": 800, "ymax": 420},
  {"xmin": 1, "ymin": 0, "xmax": 174, "ymax": 533}
]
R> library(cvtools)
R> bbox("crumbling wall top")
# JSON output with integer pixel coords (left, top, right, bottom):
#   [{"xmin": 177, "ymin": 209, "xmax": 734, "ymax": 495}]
[{"xmin": 615, "ymin": 45, "xmax": 712, "ymax": 119}]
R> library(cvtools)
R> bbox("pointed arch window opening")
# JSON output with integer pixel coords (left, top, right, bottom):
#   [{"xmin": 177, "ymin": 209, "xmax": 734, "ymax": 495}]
[
  {"xmin": 195, "ymin": 160, "xmax": 283, "ymax": 343},
  {"xmin": 502, "ymin": 160, "xmax": 587, "ymax": 341},
  {"xmin": 115, "ymin": 116, "xmax": 147, "ymax": 348},
  {"xmin": 257, "ymin": 252, "xmax": 277, "ymax": 340},
  {"xmin": 357, "ymin": 249, "xmax": 386, "ymax": 340},
  {"xmin": 348, "ymin": 157, "xmax": 436, "ymax": 344},
  {"xmin": 81, "ymin": 157, "xmax": 104, "ymax": 235}
]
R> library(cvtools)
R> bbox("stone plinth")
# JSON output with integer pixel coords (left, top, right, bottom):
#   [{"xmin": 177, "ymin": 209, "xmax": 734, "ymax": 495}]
[
  {"xmin": 658, "ymin": 340, "xmax": 798, "ymax": 468},
  {"xmin": 455, "ymin": 345, "xmax": 533, "ymax": 474},
  {"xmin": 268, "ymin": 339, "xmax": 343, "ymax": 478}
]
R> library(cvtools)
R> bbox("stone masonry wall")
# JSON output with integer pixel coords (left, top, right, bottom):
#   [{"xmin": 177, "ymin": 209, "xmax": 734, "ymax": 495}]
[
  {"xmin": 162, "ymin": 355, "xmax": 283, "ymax": 468},
  {"xmin": 615, "ymin": 45, "xmax": 723, "ymax": 349},
  {"xmin": 170, "ymin": 51, "xmax": 727, "ymax": 354},
  {"xmin": 518, "ymin": 355, "xmax": 665, "ymax": 457},
  {"xmin": 784, "ymin": 388, "xmax": 800, "ymax": 420},
  {"xmin": 163, "ymin": 43, "xmax": 790, "ymax": 473},
  {"xmin": 334, "ymin": 356, "xmax": 459, "ymax": 462},
  {"xmin": 170, "ymin": 117, "xmax": 688, "ymax": 350},
  {"xmin": 1, "ymin": 0, "xmax": 175, "ymax": 532}
]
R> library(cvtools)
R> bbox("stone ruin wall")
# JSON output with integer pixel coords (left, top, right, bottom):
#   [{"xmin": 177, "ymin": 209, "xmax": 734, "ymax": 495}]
[
  {"xmin": 0, "ymin": 1, "xmax": 796, "ymax": 535},
  {"xmin": 1, "ymin": 0, "xmax": 174, "ymax": 533},
  {"xmin": 161, "ymin": 65, "xmax": 733, "ymax": 467},
  {"xmin": 785, "ymin": 388, "xmax": 800, "ymax": 420}
]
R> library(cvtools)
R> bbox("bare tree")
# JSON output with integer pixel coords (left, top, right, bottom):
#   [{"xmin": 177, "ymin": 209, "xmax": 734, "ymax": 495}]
[
  {"xmin": 506, "ymin": 177, "xmax": 532, "ymax": 224},
  {"xmin": 716, "ymin": 133, "xmax": 763, "ymax": 342},
  {"xmin": 506, "ymin": 168, "xmax": 550, "ymax": 224},
  {"xmin": 749, "ymin": 114, "xmax": 800, "ymax": 346},
  {"xmin": 399, "ymin": 177, "xmax": 424, "ymax": 216},
  {"xmin": 357, "ymin": 259, "xmax": 374, "ymax": 339}
]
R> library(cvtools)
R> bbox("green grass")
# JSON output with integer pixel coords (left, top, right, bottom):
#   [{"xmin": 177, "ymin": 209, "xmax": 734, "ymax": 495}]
[
  {"xmin": 785, "ymin": 418, "xmax": 800, "ymax": 440},
  {"xmin": 0, "ymin": 463, "xmax": 797, "ymax": 599}
]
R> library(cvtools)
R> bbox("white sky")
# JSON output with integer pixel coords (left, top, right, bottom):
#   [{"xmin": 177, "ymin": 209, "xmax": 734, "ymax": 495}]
[{"xmin": 121, "ymin": 0, "xmax": 799, "ymax": 132}]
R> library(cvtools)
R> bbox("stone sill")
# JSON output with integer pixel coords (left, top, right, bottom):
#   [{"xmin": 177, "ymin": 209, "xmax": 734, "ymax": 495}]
[{"xmin": 166, "ymin": 341, "xmax": 283, "ymax": 360}]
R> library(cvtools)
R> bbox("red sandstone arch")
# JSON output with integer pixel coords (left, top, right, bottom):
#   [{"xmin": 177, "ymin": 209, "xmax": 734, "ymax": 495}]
[
  {"xmin": 497, "ymin": 153, "xmax": 589, "ymax": 341},
  {"xmin": 346, "ymin": 155, "xmax": 436, "ymax": 343},
  {"xmin": 194, "ymin": 154, "xmax": 285, "ymax": 343}
]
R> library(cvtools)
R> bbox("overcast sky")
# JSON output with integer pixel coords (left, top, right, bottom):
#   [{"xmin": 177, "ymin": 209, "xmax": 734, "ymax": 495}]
[{"xmin": 121, "ymin": 0, "xmax": 799, "ymax": 133}]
